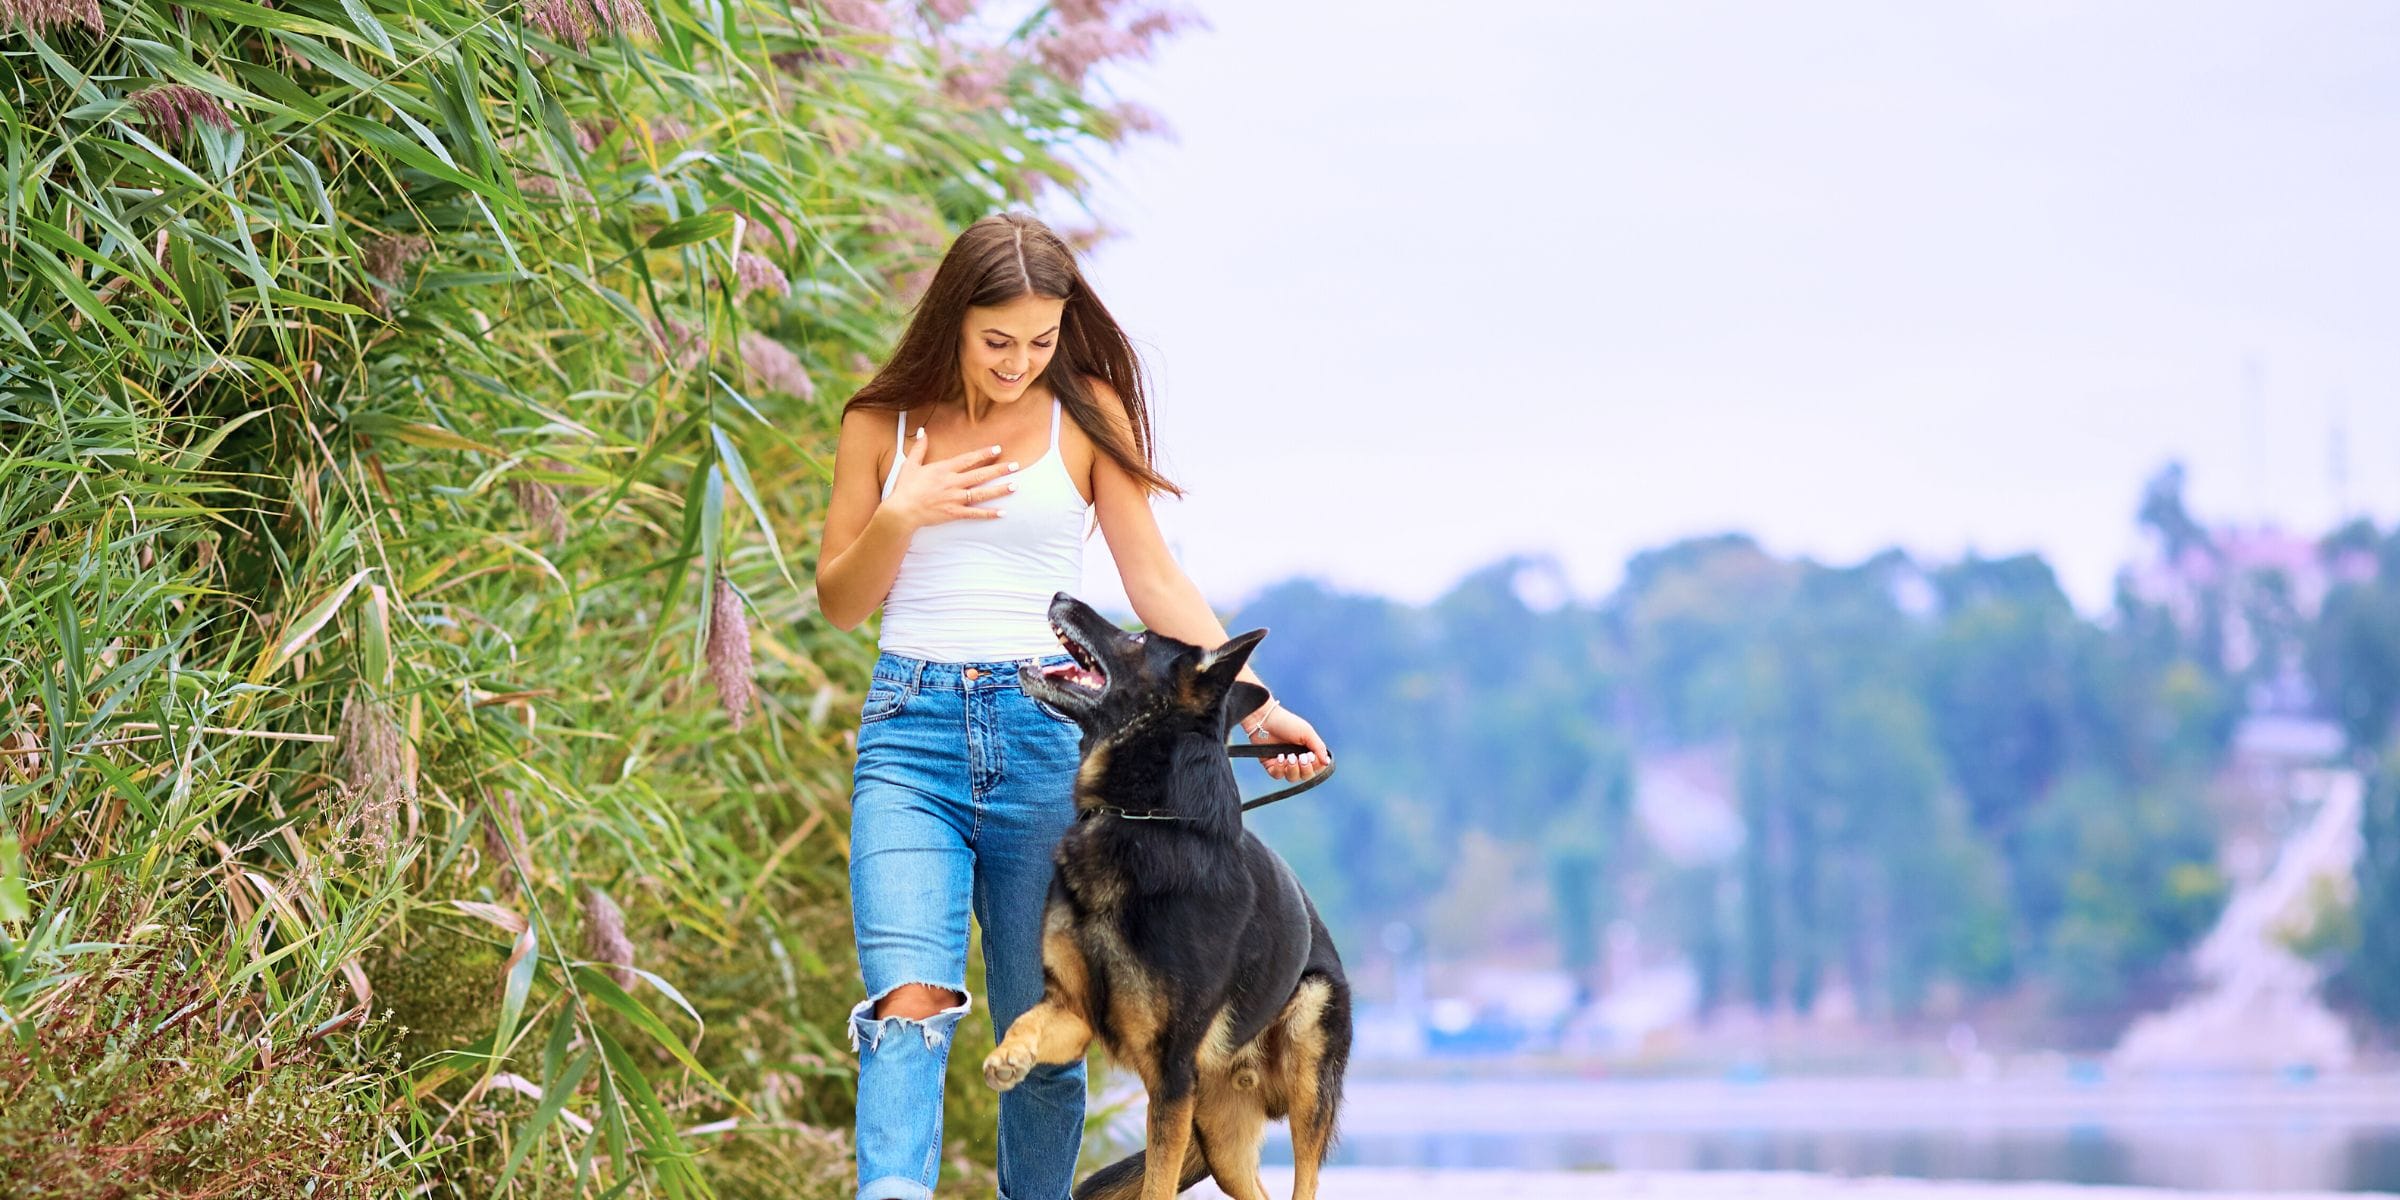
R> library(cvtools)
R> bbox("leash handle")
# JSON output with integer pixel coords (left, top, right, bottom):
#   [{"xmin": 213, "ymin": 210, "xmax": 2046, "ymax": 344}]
[{"xmin": 1227, "ymin": 742, "xmax": 1336, "ymax": 812}]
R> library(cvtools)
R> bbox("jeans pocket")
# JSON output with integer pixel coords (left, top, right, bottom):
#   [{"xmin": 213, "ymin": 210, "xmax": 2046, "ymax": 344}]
[
  {"xmin": 1028, "ymin": 693, "xmax": 1078, "ymax": 725},
  {"xmin": 860, "ymin": 678, "xmax": 908, "ymax": 725}
]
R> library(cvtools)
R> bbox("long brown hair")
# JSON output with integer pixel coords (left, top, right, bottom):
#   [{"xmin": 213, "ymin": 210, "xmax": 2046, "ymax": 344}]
[{"xmin": 845, "ymin": 212, "xmax": 1180, "ymax": 496}]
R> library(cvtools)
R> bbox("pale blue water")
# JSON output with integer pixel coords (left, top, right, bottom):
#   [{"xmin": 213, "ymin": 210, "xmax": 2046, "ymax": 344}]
[{"xmin": 1257, "ymin": 1076, "xmax": 2400, "ymax": 1192}]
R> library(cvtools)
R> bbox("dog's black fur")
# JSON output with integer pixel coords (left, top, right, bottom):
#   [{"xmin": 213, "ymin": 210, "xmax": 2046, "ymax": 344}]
[{"xmin": 983, "ymin": 593, "xmax": 1352, "ymax": 1200}]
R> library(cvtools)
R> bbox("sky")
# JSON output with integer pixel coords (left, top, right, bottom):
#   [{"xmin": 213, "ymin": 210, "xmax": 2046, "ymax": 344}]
[{"xmin": 1059, "ymin": 0, "xmax": 2400, "ymax": 617}]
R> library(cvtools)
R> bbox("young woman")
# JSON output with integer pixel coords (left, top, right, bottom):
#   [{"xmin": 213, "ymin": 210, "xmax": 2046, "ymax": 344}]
[{"xmin": 814, "ymin": 212, "xmax": 1332, "ymax": 1200}]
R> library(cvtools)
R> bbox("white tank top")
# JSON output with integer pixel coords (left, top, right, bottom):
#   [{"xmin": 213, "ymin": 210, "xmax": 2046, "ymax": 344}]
[{"xmin": 877, "ymin": 400, "xmax": 1088, "ymax": 662}]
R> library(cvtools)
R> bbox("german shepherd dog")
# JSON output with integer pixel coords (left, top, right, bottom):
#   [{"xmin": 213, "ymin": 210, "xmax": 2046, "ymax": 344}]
[{"xmin": 986, "ymin": 593, "xmax": 1352, "ymax": 1200}]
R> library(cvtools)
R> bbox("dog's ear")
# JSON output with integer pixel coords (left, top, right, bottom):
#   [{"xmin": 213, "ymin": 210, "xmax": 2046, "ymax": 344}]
[
  {"xmin": 1224, "ymin": 680, "xmax": 1270, "ymax": 730},
  {"xmin": 1196, "ymin": 627, "xmax": 1267, "ymax": 691}
]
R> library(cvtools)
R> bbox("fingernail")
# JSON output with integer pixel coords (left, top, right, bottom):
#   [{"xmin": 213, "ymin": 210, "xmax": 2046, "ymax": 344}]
[
  {"xmin": 1008, "ymin": 462, "xmax": 1020, "ymax": 471},
  {"xmin": 990, "ymin": 445, "xmax": 1002, "ymax": 454},
  {"xmin": 1007, "ymin": 482, "xmax": 1018, "ymax": 492}
]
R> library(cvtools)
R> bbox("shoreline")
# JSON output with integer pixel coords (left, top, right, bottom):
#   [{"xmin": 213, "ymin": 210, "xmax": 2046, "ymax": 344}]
[
  {"xmin": 1084, "ymin": 1074, "xmax": 2400, "ymax": 1194},
  {"xmin": 1323, "ymin": 1073, "xmax": 2400, "ymax": 1135},
  {"xmin": 1195, "ymin": 1168, "xmax": 2400, "ymax": 1200}
]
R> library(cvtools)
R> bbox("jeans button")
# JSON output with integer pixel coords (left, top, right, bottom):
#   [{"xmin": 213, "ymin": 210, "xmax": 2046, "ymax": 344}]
[{"xmin": 963, "ymin": 667, "xmax": 980, "ymax": 681}]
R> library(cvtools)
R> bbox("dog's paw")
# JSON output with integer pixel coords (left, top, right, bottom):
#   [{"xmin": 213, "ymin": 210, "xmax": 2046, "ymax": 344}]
[{"xmin": 982, "ymin": 1043, "xmax": 1034, "ymax": 1092}]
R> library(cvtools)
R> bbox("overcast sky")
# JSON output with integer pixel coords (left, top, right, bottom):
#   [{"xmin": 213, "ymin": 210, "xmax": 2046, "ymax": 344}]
[{"xmin": 1064, "ymin": 0, "xmax": 2400, "ymax": 615}]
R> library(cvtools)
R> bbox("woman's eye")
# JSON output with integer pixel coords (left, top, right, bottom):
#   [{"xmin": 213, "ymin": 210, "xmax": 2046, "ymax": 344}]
[
  {"xmin": 1033, "ymin": 341, "xmax": 1053, "ymax": 350},
  {"xmin": 984, "ymin": 341, "xmax": 1008, "ymax": 350}
]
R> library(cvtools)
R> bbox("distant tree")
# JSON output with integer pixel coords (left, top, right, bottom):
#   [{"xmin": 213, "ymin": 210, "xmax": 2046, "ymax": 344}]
[
  {"xmin": 2307, "ymin": 572, "xmax": 2400, "ymax": 752},
  {"xmin": 1606, "ymin": 535, "xmax": 1796, "ymax": 745},
  {"xmin": 1922, "ymin": 555, "xmax": 2079, "ymax": 835},
  {"xmin": 2078, "ymin": 590, "xmax": 2239, "ymax": 783},
  {"xmin": 2353, "ymin": 752, "xmax": 2400, "ymax": 1026},
  {"xmin": 1546, "ymin": 748, "xmax": 1633, "ymax": 998},
  {"xmin": 2308, "ymin": 522, "xmax": 2400, "ymax": 1031},
  {"xmin": 2138, "ymin": 461, "xmax": 2212, "ymax": 563},
  {"xmin": 2014, "ymin": 771, "xmax": 2223, "ymax": 1015}
]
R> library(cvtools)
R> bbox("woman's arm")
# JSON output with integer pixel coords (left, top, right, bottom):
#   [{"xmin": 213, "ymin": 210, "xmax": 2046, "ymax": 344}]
[
  {"xmin": 815, "ymin": 409, "xmax": 1013, "ymax": 630},
  {"xmin": 1084, "ymin": 399, "xmax": 1332, "ymax": 781}
]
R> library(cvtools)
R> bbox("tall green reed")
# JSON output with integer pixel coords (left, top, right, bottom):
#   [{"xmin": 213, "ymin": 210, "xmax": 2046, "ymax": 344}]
[{"xmin": 0, "ymin": 0, "xmax": 1185, "ymax": 1192}]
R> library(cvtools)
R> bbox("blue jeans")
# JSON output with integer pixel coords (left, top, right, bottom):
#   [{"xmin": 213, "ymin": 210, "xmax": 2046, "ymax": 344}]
[{"xmin": 847, "ymin": 651, "xmax": 1087, "ymax": 1200}]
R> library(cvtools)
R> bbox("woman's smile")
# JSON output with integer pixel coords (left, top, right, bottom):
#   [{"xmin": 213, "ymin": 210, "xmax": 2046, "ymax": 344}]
[{"xmin": 958, "ymin": 292, "xmax": 1063, "ymax": 409}]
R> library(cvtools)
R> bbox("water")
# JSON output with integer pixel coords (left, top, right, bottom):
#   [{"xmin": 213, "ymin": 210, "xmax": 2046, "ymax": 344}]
[{"xmin": 1258, "ymin": 1075, "xmax": 2400, "ymax": 1192}]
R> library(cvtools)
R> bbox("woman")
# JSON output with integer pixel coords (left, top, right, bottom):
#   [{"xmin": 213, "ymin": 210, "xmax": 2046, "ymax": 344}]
[{"xmin": 814, "ymin": 211, "xmax": 1332, "ymax": 1200}]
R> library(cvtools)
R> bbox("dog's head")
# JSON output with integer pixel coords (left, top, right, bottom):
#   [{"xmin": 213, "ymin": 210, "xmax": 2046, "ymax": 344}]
[{"xmin": 1020, "ymin": 592, "xmax": 1270, "ymax": 749}]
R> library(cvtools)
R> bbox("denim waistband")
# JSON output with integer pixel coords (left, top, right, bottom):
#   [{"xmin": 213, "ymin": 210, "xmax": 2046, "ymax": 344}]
[{"xmin": 872, "ymin": 650, "xmax": 1073, "ymax": 692}]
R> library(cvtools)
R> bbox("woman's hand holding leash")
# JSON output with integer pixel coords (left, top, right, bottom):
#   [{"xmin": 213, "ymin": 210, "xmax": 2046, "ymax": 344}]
[
  {"xmin": 885, "ymin": 427, "xmax": 1016, "ymax": 529},
  {"xmin": 1248, "ymin": 700, "xmax": 1331, "ymax": 782}
]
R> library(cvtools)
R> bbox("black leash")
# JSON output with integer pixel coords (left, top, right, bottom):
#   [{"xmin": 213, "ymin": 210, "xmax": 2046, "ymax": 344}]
[
  {"xmin": 1229, "ymin": 742, "xmax": 1335, "ymax": 812},
  {"xmin": 1086, "ymin": 743, "xmax": 1335, "ymax": 822}
]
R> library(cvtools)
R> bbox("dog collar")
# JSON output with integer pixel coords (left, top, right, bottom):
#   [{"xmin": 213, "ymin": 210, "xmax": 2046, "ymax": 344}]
[
  {"xmin": 1083, "ymin": 805, "xmax": 1183, "ymax": 822},
  {"xmin": 1077, "ymin": 743, "xmax": 1338, "ymax": 824}
]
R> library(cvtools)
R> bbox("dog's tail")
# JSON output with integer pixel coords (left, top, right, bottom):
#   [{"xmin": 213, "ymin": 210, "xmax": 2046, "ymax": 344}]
[{"xmin": 1071, "ymin": 1136, "xmax": 1209, "ymax": 1200}]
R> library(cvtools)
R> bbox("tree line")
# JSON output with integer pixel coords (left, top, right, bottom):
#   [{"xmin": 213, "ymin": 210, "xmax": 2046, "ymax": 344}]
[{"xmin": 1236, "ymin": 467, "xmax": 2400, "ymax": 1041}]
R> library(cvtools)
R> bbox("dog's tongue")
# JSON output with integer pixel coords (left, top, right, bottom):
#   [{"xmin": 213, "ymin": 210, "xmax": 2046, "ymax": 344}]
[{"xmin": 1042, "ymin": 662, "xmax": 1103, "ymax": 689}]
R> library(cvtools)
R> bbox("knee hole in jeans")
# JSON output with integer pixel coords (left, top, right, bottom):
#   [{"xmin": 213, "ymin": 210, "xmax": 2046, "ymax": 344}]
[{"xmin": 874, "ymin": 983, "xmax": 966, "ymax": 1020}]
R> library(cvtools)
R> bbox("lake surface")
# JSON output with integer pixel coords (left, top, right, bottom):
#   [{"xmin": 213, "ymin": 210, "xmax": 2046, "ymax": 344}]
[{"xmin": 1256, "ymin": 1075, "xmax": 2400, "ymax": 1192}]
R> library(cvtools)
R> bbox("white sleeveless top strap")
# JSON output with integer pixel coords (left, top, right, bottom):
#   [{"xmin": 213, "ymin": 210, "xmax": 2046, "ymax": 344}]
[
  {"xmin": 877, "ymin": 400, "xmax": 1088, "ymax": 662},
  {"xmin": 880, "ymin": 408, "xmax": 909, "ymax": 494}
]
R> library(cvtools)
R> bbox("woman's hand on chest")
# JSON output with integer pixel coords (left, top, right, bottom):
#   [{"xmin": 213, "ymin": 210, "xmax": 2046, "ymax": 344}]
[{"xmin": 883, "ymin": 426, "xmax": 1018, "ymax": 530}]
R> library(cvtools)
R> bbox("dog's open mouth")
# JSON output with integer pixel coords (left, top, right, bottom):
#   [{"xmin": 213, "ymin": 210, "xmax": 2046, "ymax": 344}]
[{"xmin": 1041, "ymin": 617, "xmax": 1108, "ymax": 695}]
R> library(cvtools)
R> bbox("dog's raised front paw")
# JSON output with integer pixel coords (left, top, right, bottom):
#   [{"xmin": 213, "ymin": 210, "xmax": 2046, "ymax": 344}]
[{"xmin": 982, "ymin": 1043, "xmax": 1034, "ymax": 1092}]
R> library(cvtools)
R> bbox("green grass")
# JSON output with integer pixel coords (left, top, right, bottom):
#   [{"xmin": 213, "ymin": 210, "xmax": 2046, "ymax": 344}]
[{"xmin": 0, "ymin": 0, "xmax": 1175, "ymax": 1192}]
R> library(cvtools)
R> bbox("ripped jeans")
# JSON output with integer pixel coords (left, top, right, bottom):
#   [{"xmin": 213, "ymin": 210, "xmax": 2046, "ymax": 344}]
[{"xmin": 847, "ymin": 651, "xmax": 1087, "ymax": 1200}]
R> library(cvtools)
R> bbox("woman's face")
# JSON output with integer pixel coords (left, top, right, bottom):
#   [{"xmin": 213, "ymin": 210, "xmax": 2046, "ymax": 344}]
[{"xmin": 958, "ymin": 293, "xmax": 1066, "ymax": 408}]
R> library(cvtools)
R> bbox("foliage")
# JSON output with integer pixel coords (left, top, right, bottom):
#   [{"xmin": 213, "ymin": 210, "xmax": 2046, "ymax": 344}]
[
  {"xmin": 0, "ymin": 0, "xmax": 1187, "ymax": 1192},
  {"xmin": 2345, "ymin": 752, "xmax": 2400, "ymax": 1026},
  {"xmin": 2017, "ymin": 771, "xmax": 2223, "ymax": 1012},
  {"xmin": 2309, "ymin": 529, "xmax": 2400, "ymax": 752},
  {"xmin": 2297, "ymin": 520, "xmax": 2400, "ymax": 1030},
  {"xmin": 1238, "ymin": 478, "xmax": 2280, "ymax": 1029},
  {"xmin": 0, "ymin": 895, "xmax": 398, "ymax": 1199}
]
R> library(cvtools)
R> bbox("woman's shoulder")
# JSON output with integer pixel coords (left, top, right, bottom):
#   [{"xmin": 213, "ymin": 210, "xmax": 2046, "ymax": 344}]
[
  {"xmin": 836, "ymin": 404, "xmax": 909, "ymax": 479},
  {"xmin": 840, "ymin": 402, "xmax": 909, "ymax": 430},
  {"xmin": 839, "ymin": 404, "xmax": 913, "ymax": 450}
]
